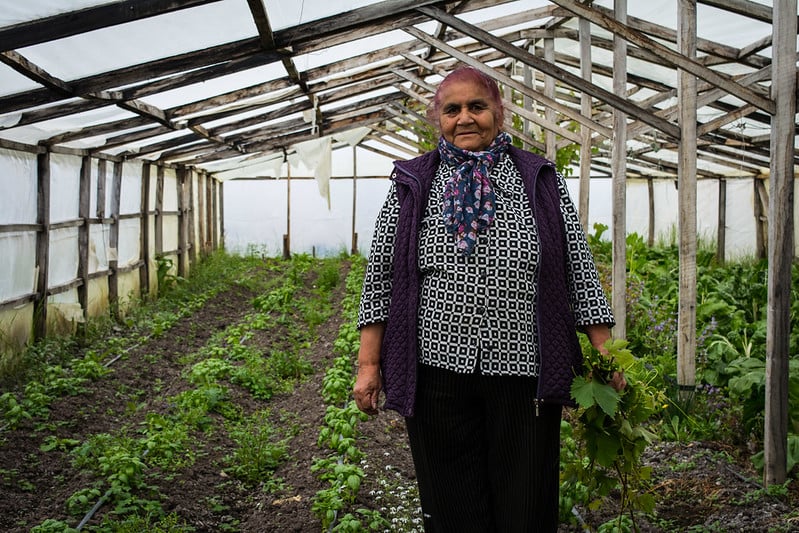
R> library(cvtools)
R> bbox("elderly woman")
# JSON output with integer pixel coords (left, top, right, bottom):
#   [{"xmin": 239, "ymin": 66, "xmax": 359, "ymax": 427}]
[{"xmin": 354, "ymin": 66, "xmax": 615, "ymax": 532}]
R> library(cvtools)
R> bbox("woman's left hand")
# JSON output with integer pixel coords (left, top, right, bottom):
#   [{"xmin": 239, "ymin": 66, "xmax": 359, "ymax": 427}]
[
  {"xmin": 584, "ymin": 323, "xmax": 625, "ymax": 391},
  {"xmin": 609, "ymin": 370, "xmax": 627, "ymax": 392}
]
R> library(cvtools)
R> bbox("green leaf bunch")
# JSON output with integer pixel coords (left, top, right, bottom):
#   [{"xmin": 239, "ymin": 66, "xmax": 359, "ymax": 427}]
[{"xmin": 566, "ymin": 339, "xmax": 661, "ymax": 526}]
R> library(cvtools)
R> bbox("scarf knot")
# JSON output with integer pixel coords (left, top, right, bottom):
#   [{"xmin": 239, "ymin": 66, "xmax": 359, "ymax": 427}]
[{"xmin": 438, "ymin": 131, "xmax": 511, "ymax": 255}]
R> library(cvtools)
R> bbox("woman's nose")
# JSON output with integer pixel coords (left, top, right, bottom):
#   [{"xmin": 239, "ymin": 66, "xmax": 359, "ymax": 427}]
[{"xmin": 456, "ymin": 108, "xmax": 473, "ymax": 123}]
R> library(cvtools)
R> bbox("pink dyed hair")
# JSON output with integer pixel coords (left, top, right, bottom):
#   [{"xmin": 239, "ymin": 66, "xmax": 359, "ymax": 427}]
[{"xmin": 428, "ymin": 66, "xmax": 505, "ymax": 127}]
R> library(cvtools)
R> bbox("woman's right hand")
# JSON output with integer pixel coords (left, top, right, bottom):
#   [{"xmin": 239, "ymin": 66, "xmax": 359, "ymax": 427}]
[
  {"xmin": 354, "ymin": 363, "xmax": 382, "ymax": 415},
  {"xmin": 353, "ymin": 322, "xmax": 386, "ymax": 415}
]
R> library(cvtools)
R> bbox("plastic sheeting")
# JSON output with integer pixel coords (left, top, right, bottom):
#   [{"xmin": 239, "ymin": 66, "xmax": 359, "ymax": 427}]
[
  {"xmin": 0, "ymin": 232, "xmax": 36, "ymax": 299},
  {"xmin": 0, "ymin": 151, "xmax": 147, "ymax": 304},
  {"xmin": 224, "ymin": 164, "xmax": 768, "ymax": 260},
  {"xmin": 0, "ymin": 148, "xmax": 37, "ymax": 225},
  {"xmin": 290, "ymin": 136, "xmax": 333, "ymax": 207}
]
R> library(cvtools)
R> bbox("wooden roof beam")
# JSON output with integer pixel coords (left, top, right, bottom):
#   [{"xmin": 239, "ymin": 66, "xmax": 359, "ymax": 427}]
[
  {"xmin": 369, "ymin": 124, "xmax": 425, "ymax": 153},
  {"xmin": 549, "ymin": 0, "xmax": 775, "ymax": 114},
  {"xmin": 43, "ymin": 116, "xmax": 153, "ymax": 147},
  {"xmin": 364, "ymin": 133, "xmax": 419, "ymax": 158},
  {"xmin": 0, "ymin": 0, "xmax": 224, "ymax": 52},
  {"xmin": 698, "ymin": 0, "xmax": 777, "ymax": 25},
  {"xmin": 0, "ymin": 50, "xmax": 177, "ymax": 131},
  {"xmin": 0, "ymin": 38, "xmax": 277, "ymax": 114}
]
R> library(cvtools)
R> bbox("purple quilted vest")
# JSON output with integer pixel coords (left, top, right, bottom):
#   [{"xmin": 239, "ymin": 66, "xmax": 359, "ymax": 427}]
[{"xmin": 381, "ymin": 146, "xmax": 581, "ymax": 417}]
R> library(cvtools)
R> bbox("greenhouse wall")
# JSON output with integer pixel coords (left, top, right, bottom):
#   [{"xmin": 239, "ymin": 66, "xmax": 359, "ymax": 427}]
[
  {"xmin": 223, "ymin": 169, "xmax": 791, "ymax": 262},
  {"xmin": 0, "ymin": 147, "xmax": 223, "ymax": 356}
]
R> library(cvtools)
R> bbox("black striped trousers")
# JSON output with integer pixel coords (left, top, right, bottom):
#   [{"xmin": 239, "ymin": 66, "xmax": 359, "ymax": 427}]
[{"xmin": 405, "ymin": 364, "xmax": 562, "ymax": 533}]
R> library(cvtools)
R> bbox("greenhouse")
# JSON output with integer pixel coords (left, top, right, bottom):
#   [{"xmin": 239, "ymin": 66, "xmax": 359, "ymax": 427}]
[{"xmin": 0, "ymin": 0, "xmax": 797, "ymax": 531}]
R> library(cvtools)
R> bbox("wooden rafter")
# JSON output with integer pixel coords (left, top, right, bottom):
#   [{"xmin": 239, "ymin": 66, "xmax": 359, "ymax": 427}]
[{"xmin": 0, "ymin": 0, "xmax": 224, "ymax": 52}]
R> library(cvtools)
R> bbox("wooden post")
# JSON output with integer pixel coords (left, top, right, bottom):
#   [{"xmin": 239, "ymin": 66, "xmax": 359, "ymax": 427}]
[
  {"xmin": 544, "ymin": 37, "xmax": 556, "ymax": 162},
  {"xmin": 351, "ymin": 145, "xmax": 358, "ymax": 255},
  {"xmin": 177, "ymin": 167, "xmax": 187, "ymax": 278},
  {"xmin": 97, "ymin": 159, "xmax": 106, "ymax": 221},
  {"xmin": 578, "ymin": 17, "xmax": 592, "ymax": 232},
  {"xmin": 677, "ymin": 0, "xmax": 698, "ymax": 398},
  {"xmin": 77, "ymin": 156, "xmax": 91, "ymax": 327},
  {"xmin": 197, "ymin": 172, "xmax": 206, "ymax": 257},
  {"xmin": 211, "ymin": 177, "xmax": 218, "ymax": 251},
  {"xmin": 219, "ymin": 180, "xmax": 225, "ymax": 251},
  {"xmin": 187, "ymin": 169, "xmax": 196, "ymax": 265},
  {"xmin": 33, "ymin": 152, "xmax": 51, "ymax": 340},
  {"xmin": 208, "ymin": 173, "xmax": 214, "ymax": 255},
  {"xmin": 716, "ymin": 178, "xmax": 726, "ymax": 264},
  {"xmin": 284, "ymin": 161, "xmax": 291, "ymax": 259},
  {"xmin": 109, "ymin": 161, "xmax": 122, "ymax": 318},
  {"xmin": 140, "ymin": 163, "xmax": 151, "ymax": 298},
  {"xmin": 523, "ymin": 59, "xmax": 534, "ymax": 152},
  {"xmin": 764, "ymin": 0, "xmax": 796, "ymax": 487},
  {"xmin": 647, "ymin": 177, "xmax": 655, "ymax": 247},
  {"xmin": 155, "ymin": 165, "xmax": 164, "ymax": 259},
  {"xmin": 611, "ymin": 0, "xmax": 628, "ymax": 340},
  {"xmin": 754, "ymin": 179, "xmax": 769, "ymax": 260}
]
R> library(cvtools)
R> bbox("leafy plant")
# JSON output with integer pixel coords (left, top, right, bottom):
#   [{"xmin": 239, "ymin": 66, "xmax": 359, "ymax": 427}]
[
  {"xmin": 155, "ymin": 254, "xmax": 183, "ymax": 296},
  {"xmin": 30, "ymin": 518, "xmax": 80, "ymax": 533},
  {"xmin": 566, "ymin": 339, "xmax": 660, "ymax": 528},
  {"xmin": 95, "ymin": 512, "xmax": 195, "ymax": 533},
  {"xmin": 139, "ymin": 413, "xmax": 195, "ymax": 470},
  {"xmin": 224, "ymin": 410, "xmax": 288, "ymax": 487}
]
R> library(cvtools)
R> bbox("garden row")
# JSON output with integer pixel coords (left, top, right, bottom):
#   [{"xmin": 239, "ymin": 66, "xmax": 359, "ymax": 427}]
[{"xmin": 0, "ymin": 252, "xmax": 378, "ymax": 532}]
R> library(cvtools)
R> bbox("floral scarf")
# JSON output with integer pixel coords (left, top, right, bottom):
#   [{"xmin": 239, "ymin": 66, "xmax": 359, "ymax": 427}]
[{"xmin": 438, "ymin": 131, "xmax": 511, "ymax": 256}]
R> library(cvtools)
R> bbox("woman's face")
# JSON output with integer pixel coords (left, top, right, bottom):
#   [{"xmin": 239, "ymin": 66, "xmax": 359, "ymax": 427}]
[{"xmin": 438, "ymin": 80, "xmax": 501, "ymax": 152}]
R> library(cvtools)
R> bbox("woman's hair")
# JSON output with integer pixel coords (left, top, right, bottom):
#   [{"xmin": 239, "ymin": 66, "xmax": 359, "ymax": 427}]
[{"xmin": 427, "ymin": 66, "xmax": 505, "ymax": 127}]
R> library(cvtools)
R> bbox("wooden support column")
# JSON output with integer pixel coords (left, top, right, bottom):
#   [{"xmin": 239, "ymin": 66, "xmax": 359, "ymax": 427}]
[
  {"xmin": 77, "ymin": 156, "xmax": 91, "ymax": 327},
  {"xmin": 109, "ymin": 161, "xmax": 122, "ymax": 318},
  {"xmin": 610, "ymin": 0, "xmax": 628, "ymax": 340},
  {"xmin": 351, "ymin": 146, "xmax": 358, "ymax": 255},
  {"xmin": 197, "ymin": 172, "xmax": 206, "ymax": 257},
  {"xmin": 211, "ymin": 177, "xmax": 218, "ymax": 251},
  {"xmin": 96, "ymin": 160, "xmax": 106, "ymax": 221},
  {"xmin": 33, "ymin": 152, "xmax": 51, "ymax": 340},
  {"xmin": 219, "ymin": 179, "xmax": 225, "ymax": 251},
  {"xmin": 544, "ymin": 37, "xmax": 556, "ymax": 162},
  {"xmin": 716, "ymin": 178, "xmax": 726, "ymax": 264},
  {"xmin": 764, "ymin": 0, "xmax": 796, "ymax": 487},
  {"xmin": 677, "ymin": 0, "xmax": 698, "ymax": 398},
  {"xmin": 284, "ymin": 162, "xmax": 291, "ymax": 259},
  {"xmin": 140, "ymin": 163, "xmax": 151, "ymax": 298},
  {"xmin": 205, "ymin": 173, "xmax": 212, "ymax": 255},
  {"xmin": 754, "ymin": 179, "xmax": 769, "ymax": 259},
  {"xmin": 187, "ymin": 169, "xmax": 196, "ymax": 265},
  {"xmin": 155, "ymin": 165, "xmax": 164, "ymax": 259},
  {"xmin": 578, "ymin": 17, "xmax": 592, "ymax": 232},
  {"xmin": 523, "ymin": 59, "xmax": 534, "ymax": 152},
  {"xmin": 177, "ymin": 167, "xmax": 188, "ymax": 277},
  {"xmin": 647, "ymin": 178, "xmax": 655, "ymax": 247}
]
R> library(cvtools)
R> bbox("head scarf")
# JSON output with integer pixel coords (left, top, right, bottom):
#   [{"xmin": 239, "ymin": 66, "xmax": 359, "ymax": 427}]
[{"xmin": 438, "ymin": 131, "xmax": 511, "ymax": 256}]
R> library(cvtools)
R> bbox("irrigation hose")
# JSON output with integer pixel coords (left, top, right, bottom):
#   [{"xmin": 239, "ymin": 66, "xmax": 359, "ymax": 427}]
[
  {"xmin": 76, "ymin": 487, "xmax": 113, "ymax": 530},
  {"xmin": 75, "ymin": 449, "xmax": 150, "ymax": 530}
]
